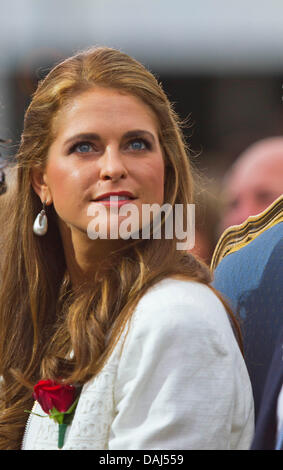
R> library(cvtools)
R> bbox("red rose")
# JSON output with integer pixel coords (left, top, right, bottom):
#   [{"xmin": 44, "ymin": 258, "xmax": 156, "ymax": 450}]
[
  {"xmin": 28, "ymin": 379, "xmax": 79, "ymax": 448},
  {"xmin": 33, "ymin": 379, "xmax": 77, "ymax": 415}
]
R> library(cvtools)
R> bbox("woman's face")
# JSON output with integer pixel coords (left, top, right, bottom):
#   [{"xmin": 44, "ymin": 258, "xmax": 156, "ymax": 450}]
[{"xmin": 38, "ymin": 87, "xmax": 165, "ymax": 240}]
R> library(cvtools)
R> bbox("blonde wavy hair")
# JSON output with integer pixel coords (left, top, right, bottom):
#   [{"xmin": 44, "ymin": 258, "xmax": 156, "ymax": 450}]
[{"xmin": 0, "ymin": 46, "xmax": 240, "ymax": 449}]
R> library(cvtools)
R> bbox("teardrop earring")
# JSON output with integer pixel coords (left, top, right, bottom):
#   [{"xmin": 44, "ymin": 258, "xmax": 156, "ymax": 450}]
[{"xmin": 33, "ymin": 201, "xmax": 48, "ymax": 236}]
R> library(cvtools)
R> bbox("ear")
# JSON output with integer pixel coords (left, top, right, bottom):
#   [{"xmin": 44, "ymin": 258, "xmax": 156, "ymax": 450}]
[{"xmin": 31, "ymin": 168, "xmax": 53, "ymax": 205}]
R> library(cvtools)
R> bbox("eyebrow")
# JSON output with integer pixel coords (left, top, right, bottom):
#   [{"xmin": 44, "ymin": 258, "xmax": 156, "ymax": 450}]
[
  {"xmin": 123, "ymin": 130, "xmax": 156, "ymax": 142},
  {"xmin": 63, "ymin": 130, "xmax": 156, "ymax": 147}
]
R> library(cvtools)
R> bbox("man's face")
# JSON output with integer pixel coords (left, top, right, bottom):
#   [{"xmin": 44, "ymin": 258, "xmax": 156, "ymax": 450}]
[{"xmin": 221, "ymin": 144, "xmax": 283, "ymax": 230}]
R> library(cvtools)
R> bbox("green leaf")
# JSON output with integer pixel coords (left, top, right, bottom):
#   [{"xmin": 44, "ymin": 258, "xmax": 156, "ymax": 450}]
[
  {"xmin": 49, "ymin": 408, "xmax": 64, "ymax": 425},
  {"xmin": 24, "ymin": 409, "xmax": 47, "ymax": 418},
  {"xmin": 65, "ymin": 397, "xmax": 79, "ymax": 415},
  {"xmin": 48, "ymin": 398, "xmax": 79, "ymax": 426}
]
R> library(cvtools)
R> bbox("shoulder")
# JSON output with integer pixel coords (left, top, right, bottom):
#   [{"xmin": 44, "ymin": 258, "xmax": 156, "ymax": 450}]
[
  {"xmin": 211, "ymin": 195, "xmax": 283, "ymax": 271},
  {"xmin": 137, "ymin": 278, "xmax": 229, "ymax": 322},
  {"xmin": 116, "ymin": 278, "xmax": 251, "ymax": 409},
  {"xmin": 212, "ymin": 198, "xmax": 283, "ymax": 303},
  {"xmin": 127, "ymin": 278, "xmax": 235, "ymax": 349},
  {"xmin": 112, "ymin": 278, "xmax": 254, "ymax": 451}
]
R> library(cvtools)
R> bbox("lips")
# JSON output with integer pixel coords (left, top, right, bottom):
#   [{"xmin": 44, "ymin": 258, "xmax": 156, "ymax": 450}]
[
  {"xmin": 94, "ymin": 191, "xmax": 136, "ymax": 202},
  {"xmin": 92, "ymin": 191, "xmax": 137, "ymax": 208}
]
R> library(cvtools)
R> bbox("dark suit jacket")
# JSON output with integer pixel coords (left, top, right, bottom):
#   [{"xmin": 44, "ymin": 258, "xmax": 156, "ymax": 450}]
[
  {"xmin": 211, "ymin": 197, "xmax": 283, "ymax": 422},
  {"xmin": 251, "ymin": 327, "xmax": 283, "ymax": 449}
]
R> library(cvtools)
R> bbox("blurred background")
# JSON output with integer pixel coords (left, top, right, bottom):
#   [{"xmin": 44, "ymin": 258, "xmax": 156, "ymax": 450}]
[{"xmin": 1, "ymin": 0, "xmax": 283, "ymax": 262}]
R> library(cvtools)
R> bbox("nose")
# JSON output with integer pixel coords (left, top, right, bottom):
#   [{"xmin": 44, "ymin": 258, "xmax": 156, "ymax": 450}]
[{"xmin": 99, "ymin": 146, "xmax": 128, "ymax": 182}]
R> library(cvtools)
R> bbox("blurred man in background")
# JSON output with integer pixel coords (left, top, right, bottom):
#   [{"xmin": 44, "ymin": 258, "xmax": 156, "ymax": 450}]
[{"xmin": 220, "ymin": 136, "xmax": 283, "ymax": 231}]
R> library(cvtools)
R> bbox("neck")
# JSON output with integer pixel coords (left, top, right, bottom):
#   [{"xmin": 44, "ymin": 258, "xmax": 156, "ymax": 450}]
[{"xmin": 58, "ymin": 221, "xmax": 127, "ymax": 288}]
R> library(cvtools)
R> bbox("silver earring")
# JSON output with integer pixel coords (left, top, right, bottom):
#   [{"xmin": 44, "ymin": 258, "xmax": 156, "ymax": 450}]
[{"xmin": 33, "ymin": 201, "xmax": 48, "ymax": 236}]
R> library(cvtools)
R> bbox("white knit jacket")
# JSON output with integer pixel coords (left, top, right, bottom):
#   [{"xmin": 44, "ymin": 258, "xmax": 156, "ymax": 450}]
[{"xmin": 22, "ymin": 279, "xmax": 254, "ymax": 450}]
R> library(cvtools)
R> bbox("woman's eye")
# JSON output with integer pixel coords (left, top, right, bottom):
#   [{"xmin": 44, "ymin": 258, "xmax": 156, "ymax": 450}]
[
  {"xmin": 72, "ymin": 142, "xmax": 94, "ymax": 153},
  {"xmin": 128, "ymin": 139, "xmax": 149, "ymax": 151}
]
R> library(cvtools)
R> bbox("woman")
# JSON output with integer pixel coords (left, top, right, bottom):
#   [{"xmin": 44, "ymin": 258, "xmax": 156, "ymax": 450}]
[{"xmin": 0, "ymin": 47, "xmax": 254, "ymax": 450}]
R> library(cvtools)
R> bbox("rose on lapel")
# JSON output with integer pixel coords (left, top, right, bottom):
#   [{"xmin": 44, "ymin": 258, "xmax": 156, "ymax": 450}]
[
  {"xmin": 29, "ymin": 379, "xmax": 79, "ymax": 448},
  {"xmin": 33, "ymin": 379, "xmax": 76, "ymax": 414}
]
